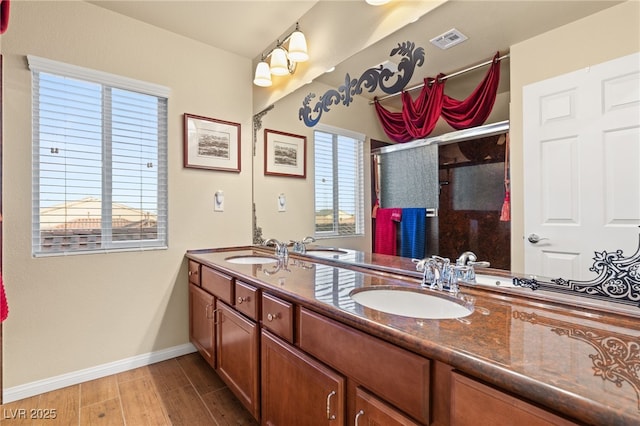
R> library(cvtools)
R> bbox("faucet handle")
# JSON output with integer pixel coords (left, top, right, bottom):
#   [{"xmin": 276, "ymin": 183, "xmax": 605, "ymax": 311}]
[
  {"xmin": 291, "ymin": 240, "xmax": 306, "ymax": 254},
  {"xmin": 412, "ymin": 258, "xmax": 428, "ymax": 272}
]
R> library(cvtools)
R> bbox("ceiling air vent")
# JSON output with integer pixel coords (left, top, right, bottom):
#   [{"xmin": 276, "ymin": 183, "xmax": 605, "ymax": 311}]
[{"xmin": 430, "ymin": 28, "xmax": 468, "ymax": 50}]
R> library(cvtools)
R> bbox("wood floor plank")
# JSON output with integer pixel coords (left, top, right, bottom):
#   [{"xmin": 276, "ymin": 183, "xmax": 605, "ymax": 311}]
[
  {"xmin": 79, "ymin": 398, "xmax": 124, "ymax": 426},
  {"xmin": 80, "ymin": 376, "xmax": 119, "ymax": 408},
  {"xmin": 200, "ymin": 387, "xmax": 258, "ymax": 426},
  {"xmin": 2, "ymin": 354, "xmax": 260, "ymax": 426},
  {"xmin": 177, "ymin": 353, "xmax": 226, "ymax": 395},
  {"xmin": 0, "ymin": 395, "xmax": 41, "ymax": 425},
  {"xmin": 147, "ymin": 359, "xmax": 190, "ymax": 393},
  {"xmin": 118, "ymin": 377, "xmax": 169, "ymax": 426},
  {"xmin": 36, "ymin": 384, "xmax": 80, "ymax": 426},
  {"xmin": 115, "ymin": 365, "xmax": 151, "ymax": 384},
  {"xmin": 158, "ymin": 384, "xmax": 214, "ymax": 426}
]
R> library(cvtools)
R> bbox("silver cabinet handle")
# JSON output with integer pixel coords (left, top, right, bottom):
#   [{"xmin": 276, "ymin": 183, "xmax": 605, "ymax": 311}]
[
  {"xmin": 354, "ymin": 409, "xmax": 364, "ymax": 425},
  {"xmin": 326, "ymin": 390, "xmax": 336, "ymax": 420},
  {"xmin": 237, "ymin": 296, "xmax": 249, "ymax": 304},
  {"xmin": 527, "ymin": 233, "xmax": 549, "ymax": 244}
]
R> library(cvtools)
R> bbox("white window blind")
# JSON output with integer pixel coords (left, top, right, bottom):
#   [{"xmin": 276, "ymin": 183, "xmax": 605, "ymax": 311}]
[
  {"xmin": 314, "ymin": 127, "xmax": 364, "ymax": 237},
  {"xmin": 29, "ymin": 56, "xmax": 169, "ymax": 256}
]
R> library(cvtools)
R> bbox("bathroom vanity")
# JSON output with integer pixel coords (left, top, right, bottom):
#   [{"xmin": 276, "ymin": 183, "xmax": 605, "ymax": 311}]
[{"xmin": 185, "ymin": 246, "xmax": 639, "ymax": 425}]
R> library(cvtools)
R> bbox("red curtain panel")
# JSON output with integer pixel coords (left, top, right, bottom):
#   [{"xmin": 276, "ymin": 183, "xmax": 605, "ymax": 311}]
[{"xmin": 375, "ymin": 52, "xmax": 501, "ymax": 143}]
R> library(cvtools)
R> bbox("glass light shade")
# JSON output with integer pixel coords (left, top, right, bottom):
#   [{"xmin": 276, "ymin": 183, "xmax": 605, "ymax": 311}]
[
  {"xmin": 287, "ymin": 30, "xmax": 308, "ymax": 62},
  {"xmin": 253, "ymin": 61, "xmax": 272, "ymax": 87},
  {"xmin": 270, "ymin": 47, "xmax": 290, "ymax": 76}
]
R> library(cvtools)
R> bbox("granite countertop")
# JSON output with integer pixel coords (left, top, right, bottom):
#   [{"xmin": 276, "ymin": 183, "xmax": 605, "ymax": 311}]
[{"xmin": 186, "ymin": 246, "xmax": 640, "ymax": 425}]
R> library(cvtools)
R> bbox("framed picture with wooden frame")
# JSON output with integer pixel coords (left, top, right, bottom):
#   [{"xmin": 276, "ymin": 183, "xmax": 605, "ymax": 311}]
[
  {"xmin": 183, "ymin": 113, "xmax": 241, "ymax": 172},
  {"xmin": 264, "ymin": 129, "xmax": 306, "ymax": 178}
]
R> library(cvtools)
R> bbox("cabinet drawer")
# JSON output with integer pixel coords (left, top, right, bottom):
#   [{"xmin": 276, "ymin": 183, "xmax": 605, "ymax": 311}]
[
  {"xmin": 201, "ymin": 266, "xmax": 234, "ymax": 304},
  {"xmin": 451, "ymin": 372, "xmax": 578, "ymax": 426},
  {"xmin": 261, "ymin": 293, "xmax": 293, "ymax": 343},
  {"xmin": 188, "ymin": 260, "xmax": 201, "ymax": 286},
  {"xmin": 235, "ymin": 281, "xmax": 259, "ymax": 321},
  {"xmin": 298, "ymin": 307, "xmax": 430, "ymax": 424}
]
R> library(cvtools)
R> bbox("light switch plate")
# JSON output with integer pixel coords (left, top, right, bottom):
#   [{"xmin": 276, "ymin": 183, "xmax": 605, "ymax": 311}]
[
  {"xmin": 214, "ymin": 190, "xmax": 224, "ymax": 212},
  {"xmin": 278, "ymin": 194, "xmax": 286, "ymax": 212}
]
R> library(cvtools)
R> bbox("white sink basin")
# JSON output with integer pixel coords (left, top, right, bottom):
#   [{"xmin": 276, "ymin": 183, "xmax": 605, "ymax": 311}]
[
  {"xmin": 225, "ymin": 255, "xmax": 278, "ymax": 265},
  {"xmin": 350, "ymin": 288, "xmax": 472, "ymax": 319},
  {"xmin": 473, "ymin": 274, "xmax": 516, "ymax": 288}
]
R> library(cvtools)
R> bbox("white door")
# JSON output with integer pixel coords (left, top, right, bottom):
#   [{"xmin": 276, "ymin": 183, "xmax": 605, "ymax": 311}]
[{"xmin": 523, "ymin": 52, "xmax": 640, "ymax": 281}]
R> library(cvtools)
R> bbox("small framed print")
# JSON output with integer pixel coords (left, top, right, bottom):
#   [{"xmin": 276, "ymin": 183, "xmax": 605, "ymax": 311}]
[
  {"xmin": 264, "ymin": 129, "xmax": 306, "ymax": 178},
  {"xmin": 183, "ymin": 113, "xmax": 241, "ymax": 172}
]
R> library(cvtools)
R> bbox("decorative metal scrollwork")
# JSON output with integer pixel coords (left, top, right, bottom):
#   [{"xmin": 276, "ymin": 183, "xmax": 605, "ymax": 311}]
[
  {"xmin": 514, "ymin": 233, "xmax": 640, "ymax": 308},
  {"xmin": 550, "ymin": 242, "xmax": 640, "ymax": 307},
  {"xmin": 514, "ymin": 311, "xmax": 640, "ymax": 411},
  {"xmin": 299, "ymin": 41, "xmax": 425, "ymax": 127},
  {"xmin": 513, "ymin": 277, "xmax": 540, "ymax": 290}
]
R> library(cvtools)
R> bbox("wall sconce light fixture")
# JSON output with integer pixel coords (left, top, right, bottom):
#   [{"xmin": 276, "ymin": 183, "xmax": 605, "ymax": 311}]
[{"xmin": 254, "ymin": 22, "xmax": 308, "ymax": 87}]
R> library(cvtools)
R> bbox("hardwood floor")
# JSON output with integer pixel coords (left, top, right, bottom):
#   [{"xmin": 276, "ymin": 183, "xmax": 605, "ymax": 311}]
[{"xmin": 0, "ymin": 353, "xmax": 259, "ymax": 425}]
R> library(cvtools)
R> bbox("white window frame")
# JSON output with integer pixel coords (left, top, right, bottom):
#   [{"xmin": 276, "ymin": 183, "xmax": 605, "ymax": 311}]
[
  {"xmin": 28, "ymin": 56, "xmax": 170, "ymax": 256},
  {"xmin": 313, "ymin": 124, "xmax": 365, "ymax": 239}
]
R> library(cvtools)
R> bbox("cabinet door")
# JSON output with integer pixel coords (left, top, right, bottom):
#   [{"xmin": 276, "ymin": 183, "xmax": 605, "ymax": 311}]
[
  {"xmin": 262, "ymin": 330, "xmax": 344, "ymax": 425},
  {"xmin": 216, "ymin": 302, "xmax": 260, "ymax": 420},
  {"xmin": 354, "ymin": 387, "xmax": 420, "ymax": 426},
  {"xmin": 189, "ymin": 283, "xmax": 215, "ymax": 367}
]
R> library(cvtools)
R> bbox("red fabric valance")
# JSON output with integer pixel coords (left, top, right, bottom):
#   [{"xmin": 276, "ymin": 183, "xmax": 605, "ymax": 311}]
[
  {"xmin": 375, "ymin": 52, "xmax": 501, "ymax": 143},
  {"xmin": 1, "ymin": 0, "xmax": 10, "ymax": 35}
]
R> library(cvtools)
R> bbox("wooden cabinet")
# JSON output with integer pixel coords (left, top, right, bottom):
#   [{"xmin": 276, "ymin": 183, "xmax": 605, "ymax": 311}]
[
  {"xmin": 201, "ymin": 265, "xmax": 234, "ymax": 304},
  {"xmin": 261, "ymin": 292, "xmax": 293, "ymax": 343},
  {"xmin": 235, "ymin": 280, "xmax": 259, "ymax": 320},
  {"xmin": 187, "ymin": 258, "xmax": 582, "ymax": 426},
  {"xmin": 216, "ymin": 301, "xmax": 260, "ymax": 419},
  {"xmin": 261, "ymin": 330, "xmax": 345, "ymax": 425},
  {"xmin": 354, "ymin": 387, "xmax": 421, "ymax": 426},
  {"xmin": 189, "ymin": 283, "xmax": 215, "ymax": 367},
  {"xmin": 450, "ymin": 371, "xmax": 578, "ymax": 426},
  {"xmin": 188, "ymin": 260, "xmax": 200, "ymax": 286},
  {"xmin": 298, "ymin": 307, "xmax": 430, "ymax": 424}
]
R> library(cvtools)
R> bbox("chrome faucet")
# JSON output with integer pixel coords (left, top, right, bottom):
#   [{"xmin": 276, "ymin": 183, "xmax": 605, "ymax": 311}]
[
  {"xmin": 291, "ymin": 236, "xmax": 315, "ymax": 254},
  {"xmin": 456, "ymin": 251, "xmax": 477, "ymax": 266},
  {"xmin": 455, "ymin": 251, "xmax": 490, "ymax": 283},
  {"xmin": 263, "ymin": 238, "xmax": 288, "ymax": 259},
  {"xmin": 414, "ymin": 256, "xmax": 466, "ymax": 294}
]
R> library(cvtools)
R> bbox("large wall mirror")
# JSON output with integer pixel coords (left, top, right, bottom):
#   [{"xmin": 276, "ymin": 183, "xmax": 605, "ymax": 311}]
[{"xmin": 251, "ymin": 1, "xmax": 639, "ymax": 299}]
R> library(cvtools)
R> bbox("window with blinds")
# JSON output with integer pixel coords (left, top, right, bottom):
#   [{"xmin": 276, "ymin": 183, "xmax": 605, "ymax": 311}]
[
  {"xmin": 28, "ymin": 56, "xmax": 169, "ymax": 256},
  {"xmin": 314, "ymin": 128, "xmax": 364, "ymax": 238}
]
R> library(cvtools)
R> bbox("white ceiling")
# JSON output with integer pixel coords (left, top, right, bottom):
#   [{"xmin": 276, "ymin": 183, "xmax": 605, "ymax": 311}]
[{"xmin": 88, "ymin": 0, "xmax": 624, "ymax": 101}]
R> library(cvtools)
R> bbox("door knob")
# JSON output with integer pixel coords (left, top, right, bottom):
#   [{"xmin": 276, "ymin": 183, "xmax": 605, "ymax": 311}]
[{"xmin": 527, "ymin": 233, "xmax": 549, "ymax": 244}]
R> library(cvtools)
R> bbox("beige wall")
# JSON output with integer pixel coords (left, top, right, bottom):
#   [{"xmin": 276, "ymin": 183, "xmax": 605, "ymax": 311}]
[
  {"xmin": 509, "ymin": 0, "xmax": 640, "ymax": 272},
  {"xmin": 2, "ymin": 2, "xmax": 253, "ymax": 388}
]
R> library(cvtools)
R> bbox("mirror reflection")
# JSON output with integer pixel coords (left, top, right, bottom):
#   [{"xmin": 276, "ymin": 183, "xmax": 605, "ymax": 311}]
[{"xmin": 252, "ymin": 1, "xmax": 639, "ymax": 291}]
